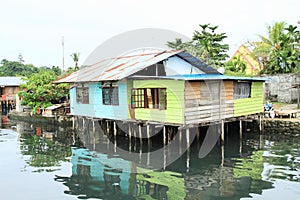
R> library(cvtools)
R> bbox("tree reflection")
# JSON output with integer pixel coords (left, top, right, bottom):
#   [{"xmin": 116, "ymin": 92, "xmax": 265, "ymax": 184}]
[{"xmin": 19, "ymin": 128, "xmax": 72, "ymax": 171}]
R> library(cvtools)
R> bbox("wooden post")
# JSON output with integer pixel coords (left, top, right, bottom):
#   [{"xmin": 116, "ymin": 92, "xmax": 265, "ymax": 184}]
[
  {"xmin": 221, "ymin": 144, "xmax": 225, "ymax": 167},
  {"xmin": 106, "ymin": 120, "xmax": 109, "ymax": 134},
  {"xmin": 72, "ymin": 116, "xmax": 75, "ymax": 130},
  {"xmin": 147, "ymin": 124, "xmax": 151, "ymax": 148},
  {"xmin": 239, "ymin": 119, "xmax": 243, "ymax": 138},
  {"xmin": 186, "ymin": 128, "xmax": 190, "ymax": 172},
  {"xmin": 82, "ymin": 117, "xmax": 85, "ymax": 132},
  {"xmin": 92, "ymin": 120, "xmax": 95, "ymax": 133},
  {"xmin": 221, "ymin": 120, "xmax": 225, "ymax": 144},
  {"xmin": 139, "ymin": 124, "xmax": 142, "ymax": 144},
  {"xmin": 186, "ymin": 128, "xmax": 190, "ymax": 149},
  {"xmin": 163, "ymin": 126, "xmax": 166, "ymax": 146},
  {"xmin": 179, "ymin": 127, "xmax": 182, "ymax": 155},
  {"xmin": 259, "ymin": 115, "xmax": 262, "ymax": 131},
  {"xmin": 113, "ymin": 121, "xmax": 117, "ymax": 140},
  {"xmin": 196, "ymin": 127, "xmax": 200, "ymax": 142}
]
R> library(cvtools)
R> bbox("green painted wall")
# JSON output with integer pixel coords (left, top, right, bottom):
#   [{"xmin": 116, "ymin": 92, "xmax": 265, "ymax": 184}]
[
  {"xmin": 132, "ymin": 79, "xmax": 185, "ymax": 124},
  {"xmin": 234, "ymin": 81, "xmax": 264, "ymax": 117},
  {"xmin": 126, "ymin": 79, "xmax": 133, "ymax": 119}
]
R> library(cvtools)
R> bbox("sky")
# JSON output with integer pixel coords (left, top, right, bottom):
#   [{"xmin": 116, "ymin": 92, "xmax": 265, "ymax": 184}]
[{"xmin": 1, "ymin": 0, "xmax": 299, "ymax": 69}]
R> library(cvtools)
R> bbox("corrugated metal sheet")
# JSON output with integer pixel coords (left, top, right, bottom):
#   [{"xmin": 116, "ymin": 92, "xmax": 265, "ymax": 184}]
[
  {"xmin": 0, "ymin": 77, "xmax": 25, "ymax": 86},
  {"xmin": 176, "ymin": 51, "xmax": 218, "ymax": 74},
  {"xmin": 54, "ymin": 50, "xmax": 182, "ymax": 83},
  {"xmin": 129, "ymin": 74, "xmax": 267, "ymax": 82},
  {"xmin": 165, "ymin": 74, "xmax": 267, "ymax": 81}
]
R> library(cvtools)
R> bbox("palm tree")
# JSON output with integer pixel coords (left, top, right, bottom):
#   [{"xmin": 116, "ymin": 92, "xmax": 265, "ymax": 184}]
[
  {"xmin": 253, "ymin": 21, "xmax": 300, "ymax": 74},
  {"xmin": 70, "ymin": 53, "xmax": 80, "ymax": 70}
]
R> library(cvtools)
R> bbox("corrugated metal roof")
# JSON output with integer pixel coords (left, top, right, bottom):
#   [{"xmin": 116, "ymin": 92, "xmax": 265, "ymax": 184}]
[
  {"xmin": 176, "ymin": 51, "xmax": 217, "ymax": 74},
  {"xmin": 0, "ymin": 77, "xmax": 25, "ymax": 86},
  {"xmin": 55, "ymin": 50, "xmax": 180, "ymax": 83},
  {"xmin": 54, "ymin": 50, "xmax": 219, "ymax": 83},
  {"xmin": 165, "ymin": 74, "xmax": 267, "ymax": 81}
]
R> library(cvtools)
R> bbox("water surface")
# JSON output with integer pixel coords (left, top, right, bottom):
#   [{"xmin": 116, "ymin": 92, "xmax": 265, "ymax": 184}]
[{"xmin": 0, "ymin": 120, "xmax": 299, "ymax": 200}]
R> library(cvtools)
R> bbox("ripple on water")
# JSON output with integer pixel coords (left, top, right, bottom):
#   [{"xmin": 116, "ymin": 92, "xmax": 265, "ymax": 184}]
[{"xmin": 0, "ymin": 129, "xmax": 18, "ymax": 142}]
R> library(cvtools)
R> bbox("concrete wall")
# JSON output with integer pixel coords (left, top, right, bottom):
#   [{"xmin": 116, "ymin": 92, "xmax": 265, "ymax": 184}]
[{"xmin": 264, "ymin": 73, "xmax": 300, "ymax": 103}]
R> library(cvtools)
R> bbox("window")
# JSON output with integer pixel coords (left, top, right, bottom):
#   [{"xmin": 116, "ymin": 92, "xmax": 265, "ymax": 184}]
[
  {"xmin": 234, "ymin": 82, "xmax": 251, "ymax": 99},
  {"xmin": 76, "ymin": 83, "xmax": 89, "ymax": 104},
  {"xmin": 131, "ymin": 88, "xmax": 167, "ymax": 110},
  {"xmin": 102, "ymin": 86, "xmax": 119, "ymax": 105},
  {"xmin": 199, "ymin": 81, "xmax": 220, "ymax": 105}
]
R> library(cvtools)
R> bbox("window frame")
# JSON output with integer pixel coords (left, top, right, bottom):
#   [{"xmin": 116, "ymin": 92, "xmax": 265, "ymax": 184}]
[
  {"xmin": 102, "ymin": 85, "xmax": 119, "ymax": 105},
  {"xmin": 131, "ymin": 88, "xmax": 167, "ymax": 110},
  {"xmin": 76, "ymin": 83, "xmax": 89, "ymax": 104},
  {"xmin": 234, "ymin": 81, "xmax": 252, "ymax": 99}
]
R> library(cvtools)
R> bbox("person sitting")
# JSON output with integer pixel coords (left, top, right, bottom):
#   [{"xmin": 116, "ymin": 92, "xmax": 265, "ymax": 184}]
[
  {"xmin": 264, "ymin": 101, "xmax": 273, "ymax": 111},
  {"xmin": 264, "ymin": 101, "xmax": 275, "ymax": 118}
]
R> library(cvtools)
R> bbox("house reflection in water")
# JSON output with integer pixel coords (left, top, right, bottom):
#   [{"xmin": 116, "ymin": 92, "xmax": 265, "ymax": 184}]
[
  {"xmin": 55, "ymin": 147, "xmax": 181, "ymax": 199},
  {"xmin": 53, "ymin": 120, "xmax": 273, "ymax": 199}
]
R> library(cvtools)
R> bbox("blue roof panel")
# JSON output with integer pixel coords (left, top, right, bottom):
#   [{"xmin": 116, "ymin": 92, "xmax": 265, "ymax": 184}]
[{"xmin": 167, "ymin": 74, "xmax": 267, "ymax": 81}]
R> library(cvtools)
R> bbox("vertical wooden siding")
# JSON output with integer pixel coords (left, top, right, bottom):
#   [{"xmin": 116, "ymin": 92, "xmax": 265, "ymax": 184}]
[
  {"xmin": 133, "ymin": 80, "xmax": 185, "ymax": 124},
  {"xmin": 184, "ymin": 81, "xmax": 234, "ymax": 125},
  {"xmin": 70, "ymin": 81, "xmax": 129, "ymax": 120},
  {"xmin": 233, "ymin": 81, "xmax": 264, "ymax": 117}
]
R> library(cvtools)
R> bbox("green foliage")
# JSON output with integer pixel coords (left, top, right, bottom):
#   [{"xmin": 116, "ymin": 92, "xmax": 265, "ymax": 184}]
[
  {"xmin": 70, "ymin": 52, "xmax": 80, "ymax": 70},
  {"xmin": 136, "ymin": 168, "xmax": 185, "ymax": 200},
  {"xmin": 18, "ymin": 70, "xmax": 69, "ymax": 114},
  {"xmin": 0, "ymin": 59, "xmax": 39, "ymax": 76},
  {"xmin": 167, "ymin": 23, "xmax": 229, "ymax": 68},
  {"xmin": 224, "ymin": 55, "xmax": 247, "ymax": 76},
  {"xmin": 251, "ymin": 21, "xmax": 300, "ymax": 74},
  {"xmin": 20, "ymin": 134, "xmax": 71, "ymax": 169},
  {"xmin": 193, "ymin": 24, "xmax": 229, "ymax": 67}
]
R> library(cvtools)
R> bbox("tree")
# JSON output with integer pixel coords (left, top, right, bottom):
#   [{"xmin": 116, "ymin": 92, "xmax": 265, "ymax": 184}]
[
  {"xmin": 251, "ymin": 21, "xmax": 300, "ymax": 74},
  {"xmin": 192, "ymin": 24, "xmax": 229, "ymax": 68},
  {"xmin": 18, "ymin": 53, "xmax": 25, "ymax": 63},
  {"xmin": 18, "ymin": 70, "xmax": 69, "ymax": 114},
  {"xmin": 167, "ymin": 23, "xmax": 229, "ymax": 68},
  {"xmin": 0, "ymin": 59, "xmax": 39, "ymax": 76},
  {"xmin": 224, "ymin": 55, "xmax": 247, "ymax": 76},
  {"xmin": 70, "ymin": 52, "xmax": 80, "ymax": 70}
]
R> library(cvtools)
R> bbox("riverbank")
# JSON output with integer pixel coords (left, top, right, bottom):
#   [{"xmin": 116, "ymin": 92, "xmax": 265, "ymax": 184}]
[{"xmin": 7, "ymin": 111, "xmax": 73, "ymax": 126}]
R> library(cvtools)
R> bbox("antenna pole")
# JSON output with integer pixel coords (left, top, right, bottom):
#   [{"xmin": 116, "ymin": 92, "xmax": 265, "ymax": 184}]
[{"xmin": 62, "ymin": 36, "xmax": 65, "ymax": 71}]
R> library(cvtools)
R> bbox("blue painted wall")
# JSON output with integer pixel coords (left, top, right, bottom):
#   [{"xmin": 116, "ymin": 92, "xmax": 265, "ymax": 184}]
[
  {"xmin": 71, "ymin": 148, "xmax": 131, "ymax": 194},
  {"xmin": 70, "ymin": 80, "xmax": 129, "ymax": 120}
]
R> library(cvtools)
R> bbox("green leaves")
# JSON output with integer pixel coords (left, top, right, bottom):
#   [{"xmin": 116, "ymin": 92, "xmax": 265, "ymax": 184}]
[
  {"xmin": 0, "ymin": 59, "xmax": 39, "ymax": 76},
  {"xmin": 251, "ymin": 21, "xmax": 300, "ymax": 74},
  {"xmin": 18, "ymin": 70, "xmax": 69, "ymax": 114},
  {"xmin": 166, "ymin": 23, "xmax": 229, "ymax": 68}
]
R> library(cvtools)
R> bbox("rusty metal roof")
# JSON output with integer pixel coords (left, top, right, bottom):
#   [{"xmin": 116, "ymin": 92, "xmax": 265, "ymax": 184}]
[{"xmin": 54, "ymin": 50, "xmax": 218, "ymax": 83}]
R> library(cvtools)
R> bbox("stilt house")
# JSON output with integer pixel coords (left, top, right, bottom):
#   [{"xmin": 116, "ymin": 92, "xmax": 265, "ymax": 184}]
[{"xmin": 54, "ymin": 50, "xmax": 265, "ymax": 126}]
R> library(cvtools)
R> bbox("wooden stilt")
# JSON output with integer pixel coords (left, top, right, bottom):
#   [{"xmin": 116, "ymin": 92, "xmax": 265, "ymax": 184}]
[
  {"xmin": 72, "ymin": 116, "xmax": 75, "ymax": 130},
  {"xmin": 147, "ymin": 124, "xmax": 151, "ymax": 148},
  {"xmin": 139, "ymin": 124, "xmax": 142, "ymax": 145},
  {"xmin": 186, "ymin": 128, "xmax": 190, "ymax": 148},
  {"xmin": 221, "ymin": 120, "xmax": 225, "ymax": 144},
  {"xmin": 259, "ymin": 115, "xmax": 262, "ymax": 131},
  {"xmin": 186, "ymin": 128, "xmax": 190, "ymax": 173},
  {"xmin": 239, "ymin": 119, "xmax": 243, "ymax": 138},
  {"xmin": 221, "ymin": 144, "xmax": 225, "ymax": 167},
  {"xmin": 179, "ymin": 127, "xmax": 182, "ymax": 155},
  {"xmin": 92, "ymin": 120, "xmax": 95, "ymax": 133},
  {"xmin": 163, "ymin": 126, "xmax": 166, "ymax": 145},
  {"xmin": 128, "ymin": 123, "xmax": 132, "ymax": 152},
  {"xmin": 106, "ymin": 120, "xmax": 109, "ymax": 134},
  {"xmin": 114, "ymin": 121, "xmax": 117, "ymax": 140}
]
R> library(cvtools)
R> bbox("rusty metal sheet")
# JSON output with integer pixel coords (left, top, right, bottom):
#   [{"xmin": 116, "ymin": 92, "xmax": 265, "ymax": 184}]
[{"xmin": 54, "ymin": 50, "xmax": 181, "ymax": 83}]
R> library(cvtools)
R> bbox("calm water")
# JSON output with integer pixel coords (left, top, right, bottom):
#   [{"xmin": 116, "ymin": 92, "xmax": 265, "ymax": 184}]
[{"xmin": 0, "ymin": 119, "xmax": 300, "ymax": 200}]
